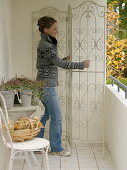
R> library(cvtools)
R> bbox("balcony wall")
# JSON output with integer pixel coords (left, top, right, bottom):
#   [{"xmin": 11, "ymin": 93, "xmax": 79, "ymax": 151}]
[
  {"xmin": 0, "ymin": 0, "xmax": 12, "ymax": 169},
  {"xmin": 0, "ymin": 0, "xmax": 12, "ymax": 81},
  {"xmin": 105, "ymin": 84, "xmax": 127, "ymax": 170}
]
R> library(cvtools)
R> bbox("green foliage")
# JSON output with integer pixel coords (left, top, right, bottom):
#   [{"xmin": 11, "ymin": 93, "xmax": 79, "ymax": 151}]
[
  {"xmin": 107, "ymin": 0, "xmax": 127, "ymax": 39},
  {"xmin": 117, "ymin": 0, "xmax": 127, "ymax": 39},
  {"xmin": 117, "ymin": 78, "xmax": 127, "ymax": 86},
  {"xmin": 106, "ymin": 34, "xmax": 127, "ymax": 78},
  {"xmin": 106, "ymin": 78, "xmax": 112, "ymax": 84},
  {"xmin": 106, "ymin": 77, "xmax": 127, "ymax": 89},
  {"xmin": 107, "ymin": 1, "xmax": 127, "ymax": 78}
]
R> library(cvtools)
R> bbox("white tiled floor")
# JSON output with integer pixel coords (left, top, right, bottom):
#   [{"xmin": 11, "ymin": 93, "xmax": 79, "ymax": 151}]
[{"xmin": 13, "ymin": 144, "xmax": 116, "ymax": 170}]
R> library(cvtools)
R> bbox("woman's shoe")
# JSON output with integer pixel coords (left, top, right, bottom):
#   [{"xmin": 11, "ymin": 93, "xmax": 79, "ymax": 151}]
[
  {"xmin": 34, "ymin": 151, "xmax": 42, "ymax": 154},
  {"xmin": 50, "ymin": 150, "xmax": 71, "ymax": 157}
]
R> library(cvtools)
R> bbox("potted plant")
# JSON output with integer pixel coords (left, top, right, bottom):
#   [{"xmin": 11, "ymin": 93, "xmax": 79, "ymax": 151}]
[
  {"xmin": 0, "ymin": 75, "xmax": 45, "ymax": 108},
  {"xmin": 0, "ymin": 78, "xmax": 20, "ymax": 109},
  {"xmin": 14, "ymin": 75, "xmax": 45, "ymax": 106}
]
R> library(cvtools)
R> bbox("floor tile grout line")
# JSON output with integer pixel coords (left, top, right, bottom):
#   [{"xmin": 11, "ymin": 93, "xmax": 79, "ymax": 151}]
[
  {"xmin": 60, "ymin": 156, "xmax": 61, "ymax": 170},
  {"xmin": 13, "ymin": 144, "xmax": 116, "ymax": 170},
  {"xmin": 21, "ymin": 159, "xmax": 25, "ymax": 170},
  {"xmin": 75, "ymin": 144, "xmax": 80, "ymax": 170},
  {"xmin": 90, "ymin": 143, "xmax": 99, "ymax": 170}
]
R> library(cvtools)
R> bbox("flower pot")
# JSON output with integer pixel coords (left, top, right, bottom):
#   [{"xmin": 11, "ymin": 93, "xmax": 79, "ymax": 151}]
[
  {"xmin": 0, "ymin": 91, "xmax": 15, "ymax": 109},
  {"xmin": 20, "ymin": 90, "xmax": 32, "ymax": 107}
]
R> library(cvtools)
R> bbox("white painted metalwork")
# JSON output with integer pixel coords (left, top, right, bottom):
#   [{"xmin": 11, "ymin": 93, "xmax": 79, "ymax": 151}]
[
  {"xmin": 32, "ymin": 1, "xmax": 106, "ymax": 147},
  {"xmin": 70, "ymin": 1, "xmax": 106, "ymax": 146},
  {"xmin": 0, "ymin": 93, "xmax": 50, "ymax": 170}
]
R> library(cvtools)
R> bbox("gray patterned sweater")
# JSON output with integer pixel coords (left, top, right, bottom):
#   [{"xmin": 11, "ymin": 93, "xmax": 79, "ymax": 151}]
[{"xmin": 36, "ymin": 33, "xmax": 84, "ymax": 87}]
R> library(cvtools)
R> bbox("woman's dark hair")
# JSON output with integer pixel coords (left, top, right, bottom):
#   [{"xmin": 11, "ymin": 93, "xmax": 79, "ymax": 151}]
[{"xmin": 37, "ymin": 16, "xmax": 57, "ymax": 33}]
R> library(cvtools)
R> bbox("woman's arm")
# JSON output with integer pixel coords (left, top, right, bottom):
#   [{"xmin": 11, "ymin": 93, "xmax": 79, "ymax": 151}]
[{"xmin": 44, "ymin": 46, "xmax": 90, "ymax": 69}]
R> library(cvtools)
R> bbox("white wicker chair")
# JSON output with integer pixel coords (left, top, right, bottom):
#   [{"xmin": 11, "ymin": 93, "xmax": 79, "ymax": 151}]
[{"xmin": 0, "ymin": 92, "xmax": 50, "ymax": 170}]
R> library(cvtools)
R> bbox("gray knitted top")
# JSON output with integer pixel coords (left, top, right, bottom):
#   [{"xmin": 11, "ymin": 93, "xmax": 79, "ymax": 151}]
[{"xmin": 36, "ymin": 33, "xmax": 84, "ymax": 87}]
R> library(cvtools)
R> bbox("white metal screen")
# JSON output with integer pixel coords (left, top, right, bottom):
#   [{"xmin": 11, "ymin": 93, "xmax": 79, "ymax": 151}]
[{"xmin": 32, "ymin": 1, "xmax": 106, "ymax": 146}]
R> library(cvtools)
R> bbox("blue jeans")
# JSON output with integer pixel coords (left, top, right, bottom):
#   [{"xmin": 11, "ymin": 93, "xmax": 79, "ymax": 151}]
[{"xmin": 38, "ymin": 87, "xmax": 64, "ymax": 152}]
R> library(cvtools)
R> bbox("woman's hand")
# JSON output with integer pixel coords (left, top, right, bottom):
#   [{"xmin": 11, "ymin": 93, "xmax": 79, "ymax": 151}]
[
  {"xmin": 84, "ymin": 60, "xmax": 90, "ymax": 68},
  {"xmin": 63, "ymin": 56, "xmax": 72, "ymax": 61}
]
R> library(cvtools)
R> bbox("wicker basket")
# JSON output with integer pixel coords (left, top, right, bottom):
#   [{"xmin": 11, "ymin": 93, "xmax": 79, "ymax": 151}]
[{"xmin": 10, "ymin": 117, "xmax": 43, "ymax": 142}]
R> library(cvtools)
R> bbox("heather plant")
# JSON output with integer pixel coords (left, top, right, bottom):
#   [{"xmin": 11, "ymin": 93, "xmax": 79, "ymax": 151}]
[
  {"xmin": 0, "ymin": 78, "xmax": 21, "ymax": 91},
  {"xmin": 15, "ymin": 76, "xmax": 45, "ymax": 105},
  {"xmin": 14, "ymin": 76, "xmax": 45, "ymax": 99}
]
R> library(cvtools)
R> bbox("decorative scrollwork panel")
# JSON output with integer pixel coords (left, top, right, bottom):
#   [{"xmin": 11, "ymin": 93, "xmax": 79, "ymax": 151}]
[
  {"xmin": 71, "ymin": 1, "xmax": 105, "ymax": 73},
  {"xmin": 70, "ymin": 1, "xmax": 106, "ymax": 145},
  {"xmin": 32, "ymin": 8, "xmax": 68, "ymax": 140},
  {"xmin": 32, "ymin": 1, "xmax": 106, "ymax": 146}
]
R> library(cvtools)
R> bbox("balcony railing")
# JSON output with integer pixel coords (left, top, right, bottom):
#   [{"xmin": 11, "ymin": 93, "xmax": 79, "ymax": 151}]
[{"xmin": 110, "ymin": 75, "xmax": 127, "ymax": 99}]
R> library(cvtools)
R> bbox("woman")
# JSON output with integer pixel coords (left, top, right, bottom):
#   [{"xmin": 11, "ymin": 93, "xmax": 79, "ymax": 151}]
[{"xmin": 36, "ymin": 16, "xmax": 90, "ymax": 156}]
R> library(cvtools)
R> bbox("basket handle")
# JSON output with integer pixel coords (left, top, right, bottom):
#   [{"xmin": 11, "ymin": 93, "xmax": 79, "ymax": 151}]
[{"xmin": 18, "ymin": 117, "xmax": 34, "ymax": 140}]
